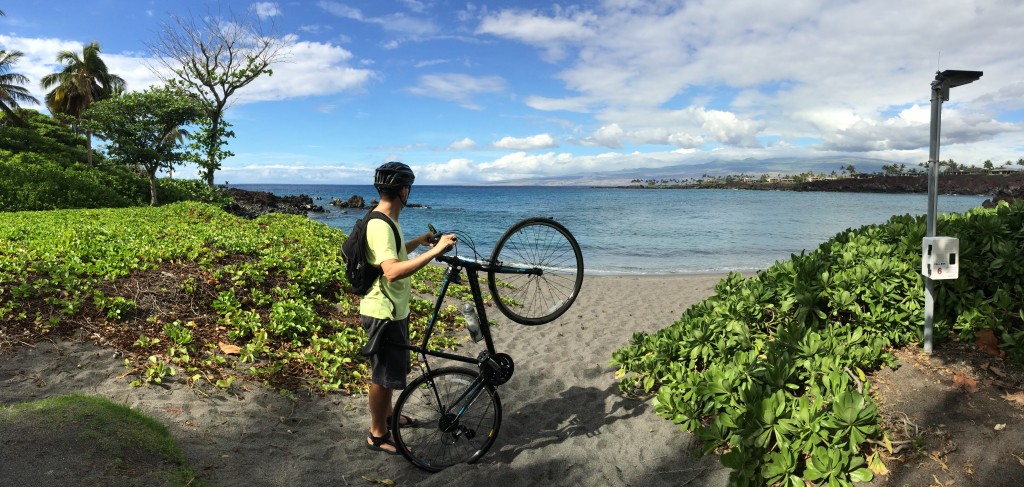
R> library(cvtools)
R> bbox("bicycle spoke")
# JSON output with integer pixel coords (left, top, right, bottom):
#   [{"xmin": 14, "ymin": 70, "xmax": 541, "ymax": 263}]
[
  {"xmin": 489, "ymin": 218, "xmax": 583, "ymax": 325},
  {"xmin": 393, "ymin": 368, "xmax": 501, "ymax": 472}
]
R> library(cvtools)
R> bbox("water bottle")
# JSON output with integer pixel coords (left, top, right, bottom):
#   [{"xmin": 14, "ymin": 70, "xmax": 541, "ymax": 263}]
[{"xmin": 461, "ymin": 303, "xmax": 482, "ymax": 343}]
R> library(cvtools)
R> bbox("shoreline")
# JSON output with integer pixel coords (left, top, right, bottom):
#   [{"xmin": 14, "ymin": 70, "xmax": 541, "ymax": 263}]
[
  {"xmin": 1, "ymin": 273, "xmax": 733, "ymax": 487},
  {"xmin": 612, "ymin": 172, "xmax": 1024, "ymax": 200}
]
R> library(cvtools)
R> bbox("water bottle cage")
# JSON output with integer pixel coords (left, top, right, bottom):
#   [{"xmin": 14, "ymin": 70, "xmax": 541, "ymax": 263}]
[{"xmin": 477, "ymin": 351, "xmax": 515, "ymax": 386}]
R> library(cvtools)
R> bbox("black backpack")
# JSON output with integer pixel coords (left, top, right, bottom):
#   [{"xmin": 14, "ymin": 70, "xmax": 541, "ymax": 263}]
[{"xmin": 341, "ymin": 210, "xmax": 400, "ymax": 295}]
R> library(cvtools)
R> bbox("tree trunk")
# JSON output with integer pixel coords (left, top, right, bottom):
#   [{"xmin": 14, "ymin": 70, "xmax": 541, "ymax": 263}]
[
  {"xmin": 86, "ymin": 130, "xmax": 93, "ymax": 166},
  {"xmin": 205, "ymin": 113, "xmax": 220, "ymax": 188},
  {"xmin": 148, "ymin": 169, "xmax": 159, "ymax": 206}
]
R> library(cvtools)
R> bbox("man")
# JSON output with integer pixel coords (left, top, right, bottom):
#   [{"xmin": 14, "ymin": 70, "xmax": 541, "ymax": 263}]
[{"xmin": 361, "ymin": 161, "xmax": 456, "ymax": 455}]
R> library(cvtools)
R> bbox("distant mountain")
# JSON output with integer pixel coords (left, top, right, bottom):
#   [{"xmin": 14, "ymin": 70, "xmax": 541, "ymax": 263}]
[{"xmin": 495, "ymin": 156, "xmax": 896, "ymax": 186}]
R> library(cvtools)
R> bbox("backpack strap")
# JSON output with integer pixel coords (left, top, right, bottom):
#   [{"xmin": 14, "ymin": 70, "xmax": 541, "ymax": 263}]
[
  {"xmin": 366, "ymin": 211, "xmax": 401, "ymax": 250},
  {"xmin": 364, "ymin": 210, "xmax": 401, "ymax": 317}
]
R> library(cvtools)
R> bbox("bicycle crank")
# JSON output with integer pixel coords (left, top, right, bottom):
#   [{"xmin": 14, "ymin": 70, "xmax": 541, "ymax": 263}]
[{"xmin": 478, "ymin": 352, "xmax": 514, "ymax": 385}]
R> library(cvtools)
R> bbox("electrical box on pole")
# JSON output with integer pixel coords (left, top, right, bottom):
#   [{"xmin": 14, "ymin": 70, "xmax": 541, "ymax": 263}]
[{"xmin": 921, "ymin": 236, "xmax": 959, "ymax": 280}]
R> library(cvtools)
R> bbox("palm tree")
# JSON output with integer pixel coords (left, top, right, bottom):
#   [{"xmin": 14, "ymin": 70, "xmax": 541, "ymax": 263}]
[
  {"xmin": 0, "ymin": 50, "xmax": 39, "ymax": 126},
  {"xmin": 40, "ymin": 41, "xmax": 126, "ymax": 165},
  {"xmin": 161, "ymin": 126, "xmax": 191, "ymax": 179}
]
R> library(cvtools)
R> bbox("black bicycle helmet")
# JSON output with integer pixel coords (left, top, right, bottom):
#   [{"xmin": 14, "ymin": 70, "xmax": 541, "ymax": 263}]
[{"xmin": 374, "ymin": 162, "xmax": 415, "ymax": 188}]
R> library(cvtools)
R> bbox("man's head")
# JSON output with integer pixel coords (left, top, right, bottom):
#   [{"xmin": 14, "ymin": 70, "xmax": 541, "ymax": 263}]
[{"xmin": 374, "ymin": 161, "xmax": 415, "ymax": 205}]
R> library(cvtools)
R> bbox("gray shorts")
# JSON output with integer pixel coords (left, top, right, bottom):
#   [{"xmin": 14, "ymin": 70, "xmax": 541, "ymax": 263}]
[{"xmin": 361, "ymin": 315, "xmax": 411, "ymax": 389}]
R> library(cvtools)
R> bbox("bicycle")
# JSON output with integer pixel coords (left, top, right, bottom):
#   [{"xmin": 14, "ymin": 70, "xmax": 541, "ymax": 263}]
[{"xmin": 388, "ymin": 217, "xmax": 584, "ymax": 472}]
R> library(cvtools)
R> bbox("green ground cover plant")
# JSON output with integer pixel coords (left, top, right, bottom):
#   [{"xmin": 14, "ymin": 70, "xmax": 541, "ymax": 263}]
[
  {"xmin": 0, "ymin": 202, "xmax": 471, "ymax": 394},
  {"xmin": 611, "ymin": 201, "xmax": 1024, "ymax": 486}
]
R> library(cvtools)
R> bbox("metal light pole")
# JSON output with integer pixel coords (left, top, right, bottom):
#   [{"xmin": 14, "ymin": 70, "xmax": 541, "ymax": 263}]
[{"xmin": 923, "ymin": 69, "xmax": 982, "ymax": 354}]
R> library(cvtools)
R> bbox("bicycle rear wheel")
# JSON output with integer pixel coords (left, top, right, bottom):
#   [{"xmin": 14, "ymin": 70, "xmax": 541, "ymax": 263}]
[
  {"xmin": 392, "ymin": 367, "xmax": 502, "ymax": 472},
  {"xmin": 488, "ymin": 218, "xmax": 583, "ymax": 325}
]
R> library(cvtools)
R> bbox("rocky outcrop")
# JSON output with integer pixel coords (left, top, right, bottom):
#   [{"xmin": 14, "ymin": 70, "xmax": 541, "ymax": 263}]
[
  {"xmin": 982, "ymin": 189, "xmax": 1024, "ymax": 208},
  {"xmin": 330, "ymin": 195, "xmax": 366, "ymax": 208},
  {"xmin": 792, "ymin": 173, "xmax": 1024, "ymax": 196},
  {"xmin": 223, "ymin": 188, "xmax": 325, "ymax": 219}
]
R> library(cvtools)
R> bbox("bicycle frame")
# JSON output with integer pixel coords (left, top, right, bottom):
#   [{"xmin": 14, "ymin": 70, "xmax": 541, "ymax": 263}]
[
  {"xmin": 389, "ymin": 253, "xmax": 536, "ymax": 427},
  {"xmin": 392, "ymin": 253, "xmax": 540, "ymax": 370},
  {"xmin": 387, "ymin": 218, "xmax": 582, "ymax": 472}
]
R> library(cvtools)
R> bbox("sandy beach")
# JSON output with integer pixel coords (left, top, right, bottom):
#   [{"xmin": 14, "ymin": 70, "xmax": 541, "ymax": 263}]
[{"xmin": 1, "ymin": 274, "xmax": 733, "ymax": 487}]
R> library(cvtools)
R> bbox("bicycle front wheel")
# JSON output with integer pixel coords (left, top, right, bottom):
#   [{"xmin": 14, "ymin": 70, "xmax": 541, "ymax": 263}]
[
  {"xmin": 392, "ymin": 367, "xmax": 502, "ymax": 472},
  {"xmin": 488, "ymin": 218, "xmax": 584, "ymax": 325}
]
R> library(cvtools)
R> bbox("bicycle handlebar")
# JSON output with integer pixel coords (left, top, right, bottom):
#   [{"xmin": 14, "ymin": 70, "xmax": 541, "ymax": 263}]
[
  {"xmin": 434, "ymin": 253, "xmax": 543, "ymax": 276},
  {"xmin": 428, "ymin": 223, "xmax": 543, "ymax": 276}
]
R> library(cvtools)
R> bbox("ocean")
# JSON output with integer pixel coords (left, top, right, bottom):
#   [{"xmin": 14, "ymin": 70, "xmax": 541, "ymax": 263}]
[{"xmin": 231, "ymin": 184, "xmax": 988, "ymax": 276}]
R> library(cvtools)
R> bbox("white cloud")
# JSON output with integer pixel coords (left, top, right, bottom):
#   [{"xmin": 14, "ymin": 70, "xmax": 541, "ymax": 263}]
[
  {"xmin": 491, "ymin": 134, "xmax": 558, "ymax": 151},
  {"xmin": 579, "ymin": 124, "xmax": 625, "ymax": 148},
  {"xmin": 573, "ymin": 113, "xmax": 739, "ymax": 150},
  {"xmin": 239, "ymin": 38, "xmax": 376, "ymax": 103},
  {"xmin": 697, "ymin": 108, "xmax": 764, "ymax": 148},
  {"xmin": 251, "ymin": 2, "xmax": 282, "ymax": 20},
  {"xmin": 448, "ymin": 137, "xmax": 477, "ymax": 150},
  {"xmin": 0, "ymin": 35, "xmax": 162, "ymax": 101},
  {"xmin": 525, "ymin": 95, "xmax": 592, "ymax": 113},
  {"xmin": 668, "ymin": 133, "xmax": 703, "ymax": 149},
  {"xmin": 405, "ymin": 73, "xmax": 505, "ymax": 109},
  {"xmin": 217, "ymin": 157, "xmax": 370, "ymax": 184},
  {"xmin": 400, "ymin": 0, "xmax": 428, "ymax": 14},
  {"xmin": 476, "ymin": 0, "xmax": 1024, "ymax": 164},
  {"xmin": 317, "ymin": 1, "xmax": 363, "ymax": 20},
  {"xmin": 318, "ymin": 1, "xmax": 438, "ymax": 37},
  {"xmin": 898, "ymin": 105, "xmax": 931, "ymax": 125},
  {"xmin": 4, "ymin": 33, "xmax": 375, "ymax": 106},
  {"xmin": 414, "ymin": 59, "xmax": 449, "ymax": 68},
  {"xmin": 416, "ymin": 158, "xmax": 480, "ymax": 182},
  {"xmin": 476, "ymin": 8, "xmax": 597, "ymax": 61}
]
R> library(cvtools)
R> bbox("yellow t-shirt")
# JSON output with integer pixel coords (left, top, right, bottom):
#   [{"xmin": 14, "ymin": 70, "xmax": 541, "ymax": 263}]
[{"xmin": 358, "ymin": 216, "xmax": 411, "ymax": 320}]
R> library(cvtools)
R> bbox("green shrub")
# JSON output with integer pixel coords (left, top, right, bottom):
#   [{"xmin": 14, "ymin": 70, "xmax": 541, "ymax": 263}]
[
  {"xmin": 0, "ymin": 203, "xmax": 426, "ymax": 393},
  {"xmin": 0, "ymin": 109, "xmax": 223, "ymax": 212},
  {"xmin": 612, "ymin": 201, "xmax": 1024, "ymax": 486},
  {"xmin": 156, "ymin": 178, "xmax": 231, "ymax": 206}
]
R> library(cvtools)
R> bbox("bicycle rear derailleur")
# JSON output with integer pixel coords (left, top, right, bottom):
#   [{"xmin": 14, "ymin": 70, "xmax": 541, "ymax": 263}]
[{"xmin": 477, "ymin": 351, "xmax": 514, "ymax": 385}]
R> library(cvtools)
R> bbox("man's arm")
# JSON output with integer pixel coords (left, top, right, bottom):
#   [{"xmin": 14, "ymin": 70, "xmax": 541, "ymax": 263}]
[
  {"xmin": 381, "ymin": 233, "xmax": 456, "ymax": 282},
  {"xmin": 405, "ymin": 232, "xmax": 432, "ymax": 254}
]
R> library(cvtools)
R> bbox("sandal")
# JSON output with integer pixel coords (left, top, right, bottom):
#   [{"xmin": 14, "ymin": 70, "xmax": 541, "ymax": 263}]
[
  {"xmin": 366, "ymin": 431, "xmax": 400, "ymax": 455},
  {"xmin": 395, "ymin": 413, "xmax": 419, "ymax": 427}
]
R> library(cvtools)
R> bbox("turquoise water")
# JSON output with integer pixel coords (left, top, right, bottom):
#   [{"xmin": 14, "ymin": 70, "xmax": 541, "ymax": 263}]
[{"xmin": 233, "ymin": 184, "xmax": 987, "ymax": 275}]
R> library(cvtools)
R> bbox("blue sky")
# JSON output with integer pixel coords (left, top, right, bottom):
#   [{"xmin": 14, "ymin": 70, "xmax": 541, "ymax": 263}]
[{"xmin": 2, "ymin": 1, "xmax": 1023, "ymax": 184}]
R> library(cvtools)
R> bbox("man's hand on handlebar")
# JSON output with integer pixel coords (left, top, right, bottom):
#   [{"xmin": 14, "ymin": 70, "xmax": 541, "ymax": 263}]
[
  {"xmin": 424, "ymin": 225, "xmax": 456, "ymax": 253},
  {"xmin": 430, "ymin": 233, "xmax": 457, "ymax": 253}
]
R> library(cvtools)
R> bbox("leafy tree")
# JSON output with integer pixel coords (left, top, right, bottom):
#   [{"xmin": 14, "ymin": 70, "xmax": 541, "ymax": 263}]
[
  {"xmin": 0, "ymin": 50, "xmax": 39, "ymax": 127},
  {"xmin": 1017, "ymin": 158, "xmax": 1024, "ymax": 169},
  {"xmin": 983, "ymin": 159, "xmax": 994, "ymax": 170},
  {"xmin": 85, "ymin": 86, "xmax": 207, "ymax": 206},
  {"xmin": 148, "ymin": 8, "xmax": 284, "ymax": 187},
  {"xmin": 185, "ymin": 116, "xmax": 234, "ymax": 183},
  {"xmin": 40, "ymin": 41, "xmax": 126, "ymax": 166}
]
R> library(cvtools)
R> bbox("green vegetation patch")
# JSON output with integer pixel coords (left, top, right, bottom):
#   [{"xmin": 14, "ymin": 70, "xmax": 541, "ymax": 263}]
[
  {"xmin": 0, "ymin": 394, "xmax": 201, "ymax": 486},
  {"xmin": 612, "ymin": 201, "xmax": 1024, "ymax": 486},
  {"xmin": 0, "ymin": 202, "xmax": 471, "ymax": 394}
]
